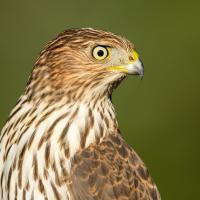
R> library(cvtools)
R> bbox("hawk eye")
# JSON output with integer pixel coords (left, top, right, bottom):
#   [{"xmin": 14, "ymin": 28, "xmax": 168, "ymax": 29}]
[{"xmin": 92, "ymin": 46, "xmax": 109, "ymax": 60}]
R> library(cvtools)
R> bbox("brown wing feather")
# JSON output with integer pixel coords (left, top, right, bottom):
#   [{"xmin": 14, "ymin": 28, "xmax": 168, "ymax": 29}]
[{"xmin": 69, "ymin": 133, "xmax": 161, "ymax": 200}]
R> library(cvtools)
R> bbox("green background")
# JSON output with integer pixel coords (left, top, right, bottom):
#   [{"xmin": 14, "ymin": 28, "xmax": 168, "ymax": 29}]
[{"xmin": 0, "ymin": 0, "xmax": 199, "ymax": 199}]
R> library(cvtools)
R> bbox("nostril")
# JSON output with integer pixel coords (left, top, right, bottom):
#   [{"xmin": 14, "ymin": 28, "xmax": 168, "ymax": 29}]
[{"xmin": 129, "ymin": 56, "xmax": 134, "ymax": 61}]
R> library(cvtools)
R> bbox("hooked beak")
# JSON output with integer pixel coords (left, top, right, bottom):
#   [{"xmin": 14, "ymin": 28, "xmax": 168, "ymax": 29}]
[
  {"xmin": 107, "ymin": 50, "xmax": 144, "ymax": 79},
  {"xmin": 125, "ymin": 58, "xmax": 144, "ymax": 79}
]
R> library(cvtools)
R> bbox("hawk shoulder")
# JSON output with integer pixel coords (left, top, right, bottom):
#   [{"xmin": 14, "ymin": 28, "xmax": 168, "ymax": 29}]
[{"xmin": 69, "ymin": 133, "xmax": 161, "ymax": 200}]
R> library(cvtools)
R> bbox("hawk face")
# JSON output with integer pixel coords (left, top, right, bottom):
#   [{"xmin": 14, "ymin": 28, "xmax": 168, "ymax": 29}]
[{"xmin": 29, "ymin": 28, "xmax": 144, "ymax": 102}]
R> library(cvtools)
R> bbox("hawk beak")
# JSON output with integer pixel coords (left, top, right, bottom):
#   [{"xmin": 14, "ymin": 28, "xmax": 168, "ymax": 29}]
[
  {"xmin": 107, "ymin": 51, "xmax": 144, "ymax": 79},
  {"xmin": 125, "ymin": 50, "xmax": 144, "ymax": 79},
  {"xmin": 125, "ymin": 59, "xmax": 144, "ymax": 79}
]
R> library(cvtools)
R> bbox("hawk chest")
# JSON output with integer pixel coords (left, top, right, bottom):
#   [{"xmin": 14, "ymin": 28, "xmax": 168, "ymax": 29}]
[{"xmin": 0, "ymin": 100, "xmax": 116, "ymax": 200}]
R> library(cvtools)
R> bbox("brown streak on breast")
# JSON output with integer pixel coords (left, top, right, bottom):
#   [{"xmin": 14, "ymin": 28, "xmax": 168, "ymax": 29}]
[
  {"xmin": 25, "ymin": 180, "xmax": 30, "ymax": 191},
  {"xmin": 26, "ymin": 115, "xmax": 37, "ymax": 128},
  {"xmin": 0, "ymin": 173, "xmax": 3, "ymax": 198},
  {"xmin": 58, "ymin": 107, "xmax": 79, "ymax": 144},
  {"xmin": 27, "ymin": 130, "xmax": 36, "ymax": 150},
  {"xmin": 7, "ymin": 106, "xmax": 22, "ymax": 123},
  {"xmin": 59, "ymin": 158, "xmax": 69, "ymax": 183},
  {"xmin": 38, "ymin": 179, "xmax": 46, "ymax": 196},
  {"xmin": 7, "ymin": 167, "xmax": 12, "ymax": 195},
  {"xmin": 35, "ymin": 107, "xmax": 56, "ymax": 128},
  {"xmin": 43, "ymin": 169, "xmax": 49, "ymax": 180},
  {"xmin": 16, "ymin": 126, "xmax": 29, "ymax": 144},
  {"xmin": 15, "ymin": 183, "xmax": 18, "ymax": 200},
  {"xmin": 80, "ymin": 118, "xmax": 90, "ymax": 149},
  {"xmin": 22, "ymin": 189, "xmax": 26, "ymax": 200},
  {"xmin": 38, "ymin": 112, "xmax": 68, "ymax": 149},
  {"xmin": 45, "ymin": 142, "xmax": 51, "ymax": 169},
  {"xmin": 51, "ymin": 182, "xmax": 61, "ymax": 200},
  {"xmin": 18, "ymin": 143, "xmax": 27, "ymax": 189},
  {"xmin": 33, "ymin": 154, "xmax": 38, "ymax": 181},
  {"xmin": 52, "ymin": 161, "xmax": 62, "ymax": 186}
]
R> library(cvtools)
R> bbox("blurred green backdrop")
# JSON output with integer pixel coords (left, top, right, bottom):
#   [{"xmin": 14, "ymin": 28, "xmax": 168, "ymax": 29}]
[{"xmin": 0, "ymin": 0, "xmax": 199, "ymax": 199}]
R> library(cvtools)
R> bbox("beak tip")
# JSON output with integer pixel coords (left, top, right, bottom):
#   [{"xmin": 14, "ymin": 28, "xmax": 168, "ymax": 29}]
[
  {"xmin": 139, "ymin": 64, "xmax": 144, "ymax": 80},
  {"xmin": 140, "ymin": 74, "xmax": 144, "ymax": 80},
  {"xmin": 127, "ymin": 59, "xmax": 144, "ymax": 78}
]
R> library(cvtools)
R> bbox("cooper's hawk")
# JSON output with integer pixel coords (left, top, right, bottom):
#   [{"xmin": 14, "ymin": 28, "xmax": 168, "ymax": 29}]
[{"xmin": 0, "ymin": 28, "xmax": 161, "ymax": 200}]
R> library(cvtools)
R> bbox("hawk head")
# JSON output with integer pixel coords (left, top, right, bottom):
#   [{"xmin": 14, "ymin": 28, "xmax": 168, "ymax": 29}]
[{"xmin": 27, "ymin": 28, "xmax": 144, "ymax": 102}]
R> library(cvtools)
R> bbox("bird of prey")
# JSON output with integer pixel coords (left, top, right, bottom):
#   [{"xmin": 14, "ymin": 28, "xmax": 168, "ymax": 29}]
[{"xmin": 0, "ymin": 28, "xmax": 161, "ymax": 200}]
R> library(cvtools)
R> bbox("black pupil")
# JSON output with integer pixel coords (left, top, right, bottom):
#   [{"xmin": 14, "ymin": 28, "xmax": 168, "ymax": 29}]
[{"xmin": 97, "ymin": 49, "xmax": 105, "ymax": 57}]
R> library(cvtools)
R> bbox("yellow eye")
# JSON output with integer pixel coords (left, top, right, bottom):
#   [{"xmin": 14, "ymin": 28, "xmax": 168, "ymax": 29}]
[{"xmin": 92, "ymin": 46, "xmax": 109, "ymax": 60}]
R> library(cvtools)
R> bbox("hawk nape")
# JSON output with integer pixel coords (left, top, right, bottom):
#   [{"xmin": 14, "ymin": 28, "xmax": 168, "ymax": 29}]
[{"xmin": 0, "ymin": 28, "xmax": 161, "ymax": 200}]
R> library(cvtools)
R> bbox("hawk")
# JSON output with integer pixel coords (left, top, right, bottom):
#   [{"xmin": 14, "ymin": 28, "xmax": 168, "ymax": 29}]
[{"xmin": 0, "ymin": 28, "xmax": 161, "ymax": 200}]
